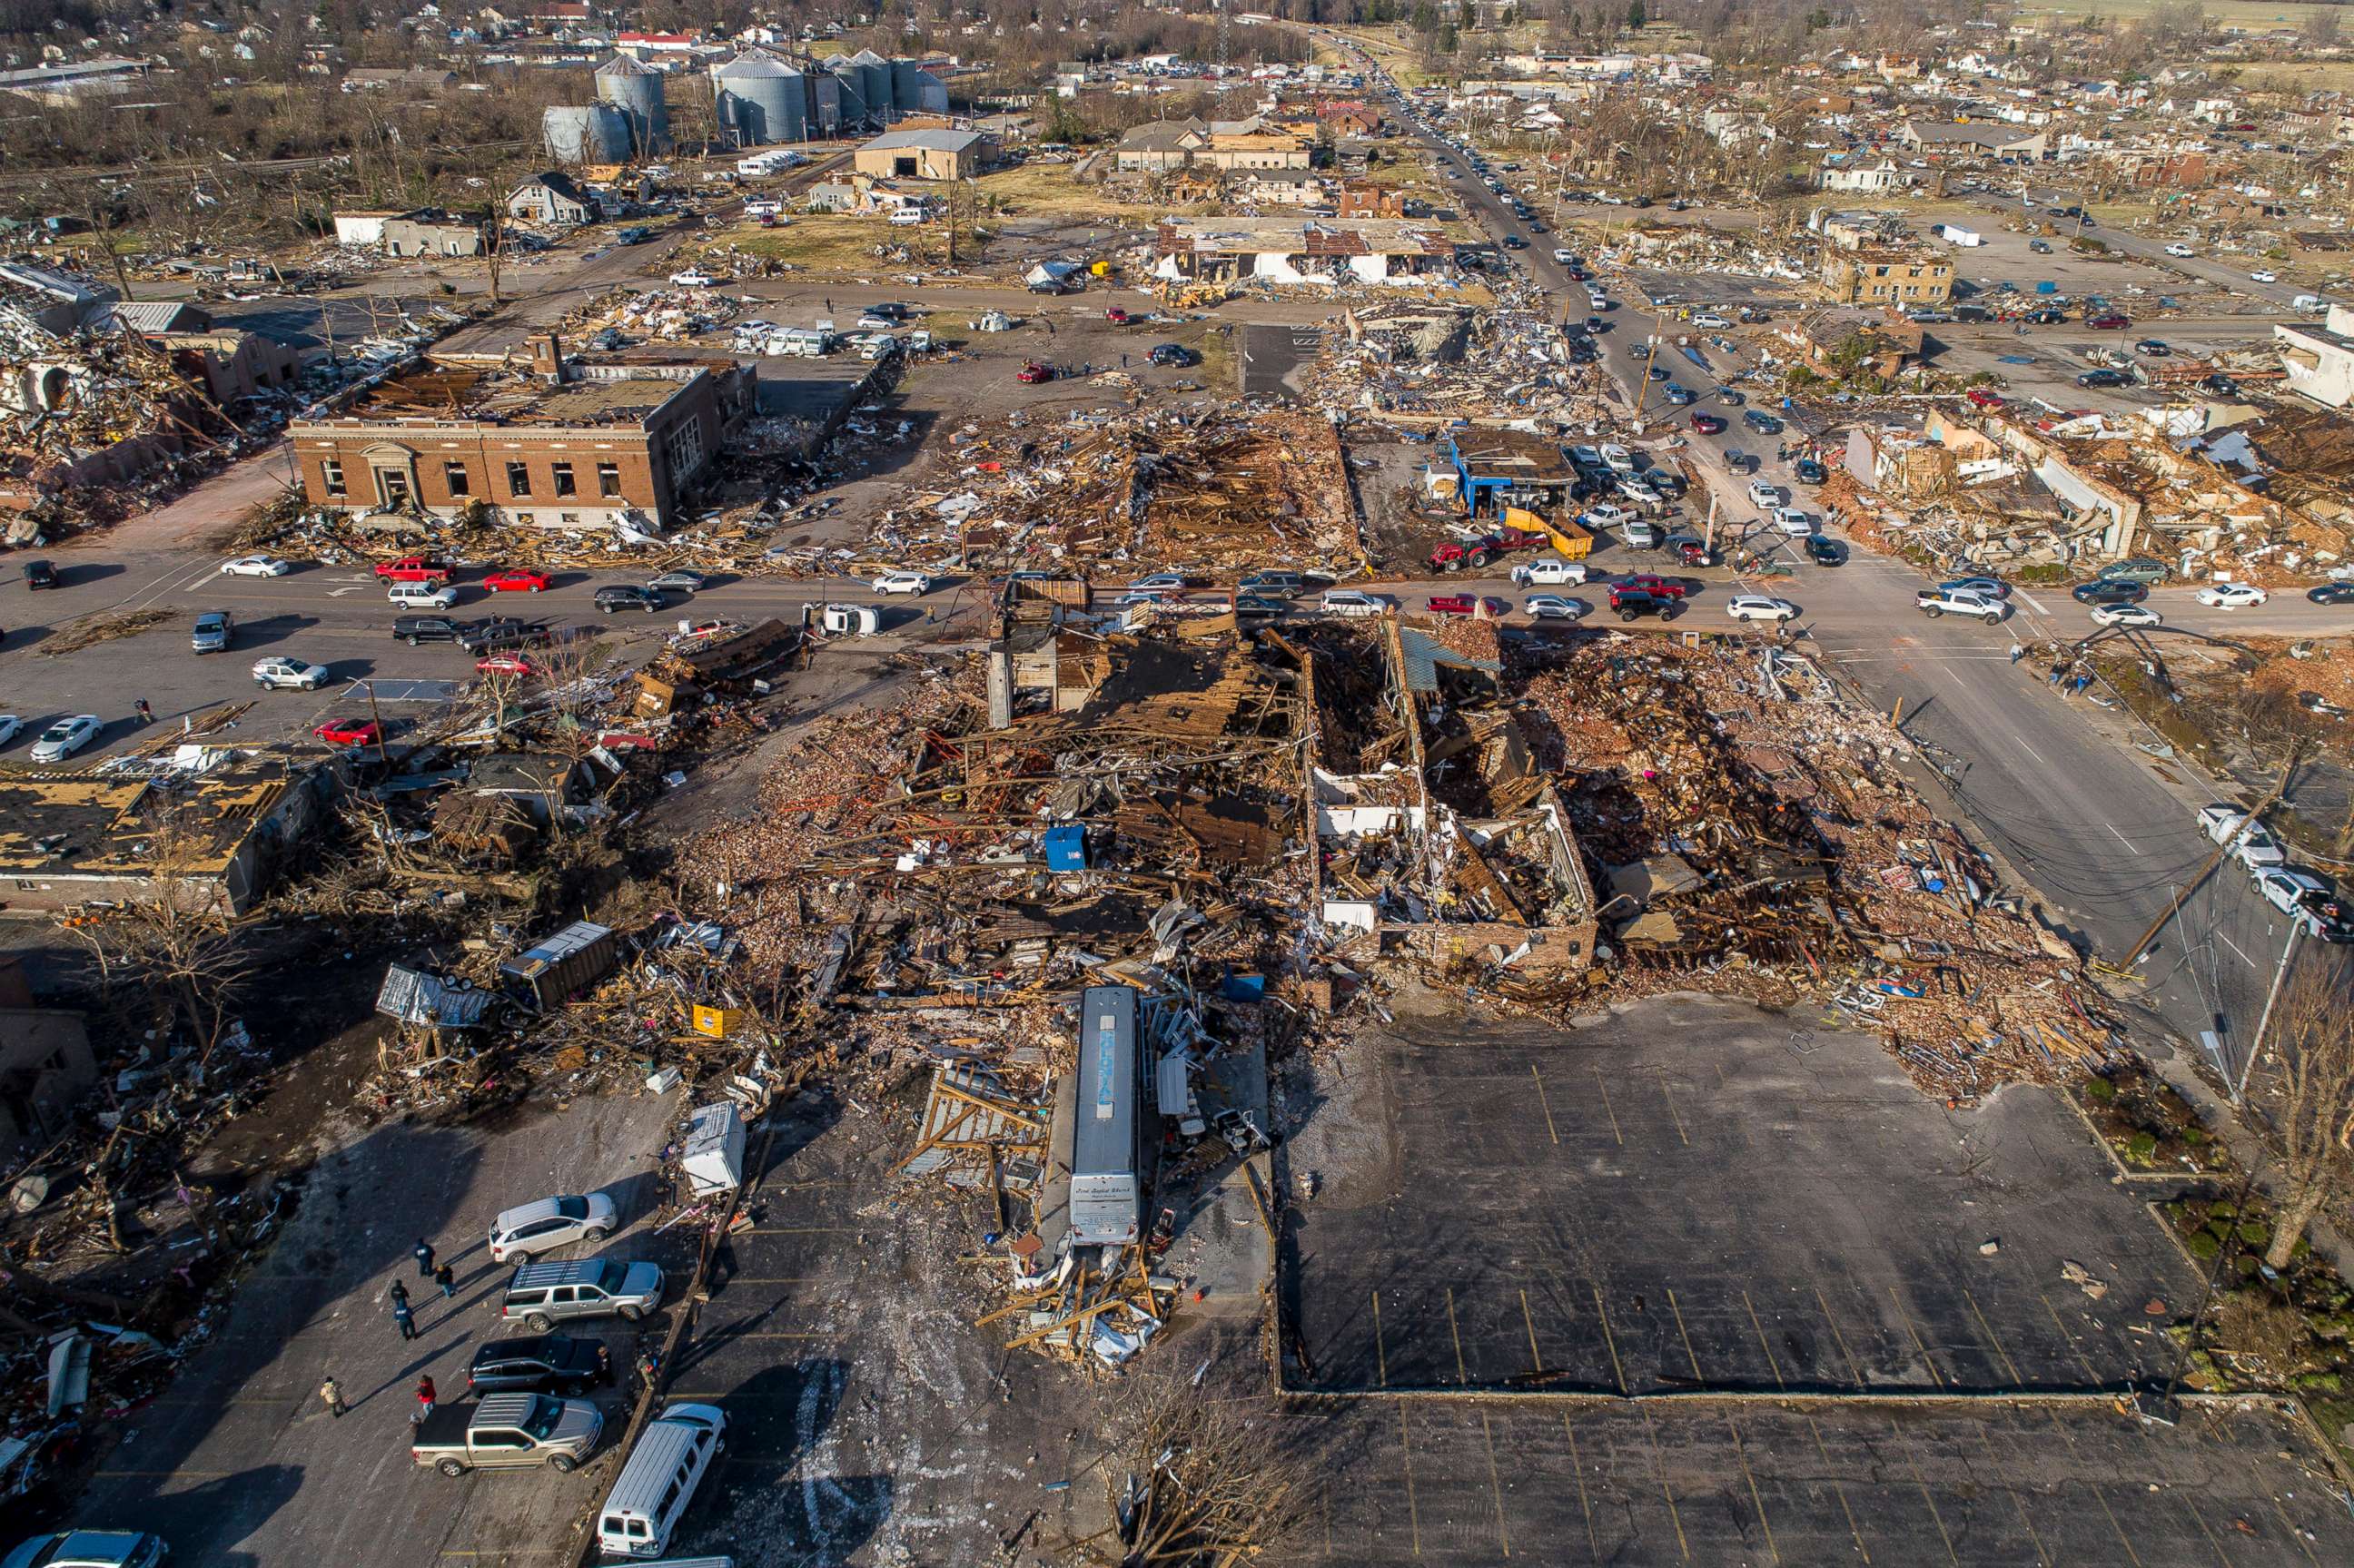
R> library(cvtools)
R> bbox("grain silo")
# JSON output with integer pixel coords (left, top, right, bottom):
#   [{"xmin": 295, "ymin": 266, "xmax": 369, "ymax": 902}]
[
  {"xmin": 804, "ymin": 67, "xmax": 843, "ymax": 136},
  {"xmin": 846, "ymin": 50, "xmax": 892, "ymax": 125},
  {"xmin": 594, "ymin": 54, "xmax": 670, "ymax": 156},
  {"xmin": 542, "ymin": 104, "xmax": 631, "ymax": 165},
  {"xmin": 713, "ymin": 49, "xmax": 806, "ymax": 146},
  {"xmin": 889, "ymin": 59, "xmax": 923, "ymax": 118},
  {"xmin": 906, "ymin": 62, "xmax": 949, "ymax": 115},
  {"xmin": 826, "ymin": 60, "xmax": 869, "ymax": 130}
]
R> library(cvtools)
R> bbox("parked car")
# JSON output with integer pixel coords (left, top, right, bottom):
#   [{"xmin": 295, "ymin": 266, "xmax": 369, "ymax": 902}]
[
  {"xmin": 468, "ymin": 1334, "xmax": 614, "ymax": 1398},
  {"xmin": 1914, "ymin": 588, "xmax": 2007, "ymax": 622},
  {"xmin": 476, "ymin": 653, "xmax": 537, "ymax": 677},
  {"xmin": 668, "ymin": 270, "xmax": 717, "ymax": 288},
  {"xmin": 1231, "ymin": 594, "xmax": 1288, "ymax": 618},
  {"xmin": 1016, "ymin": 362, "xmax": 1054, "ymax": 384},
  {"xmin": 2164, "ymin": 243, "xmax": 2195, "ymax": 258},
  {"xmin": 393, "ymin": 615, "xmax": 466, "ymax": 646},
  {"xmin": 647, "ymin": 568, "xmax": 707, "ymax": 594},
  {"xmin": 412, "ymin": 1395, "xmax": 602, "ymax": 1477},
  {"xmin": 1103, "ymin": 305, "xmax": 1132, "ymax": 324},
  {"xmin": 2133, "ymin": 339, "xmax": 2171, "ymax": 357},
  {"xmin": 20, "ymin": 559, "xmax": 58, "ymax": 590},
  {"xmin": 1965, "ymin": 388, "xmax": 2005, "ymax": 409},
  {"xmin": 1669, "ymin": 537, "xmax": 1716, "ymax": 567},
  {"xmin": 1793, "ymin": 458, "xmax": 1828, "ymax": 485},
  {"xmin": 312, "ymin": 718, "xmax": 382, "ymax": 748},
  {"xmin": 1611, "ymin": 574, "xmax": 1687, "ymax": 601},
  {"xmin": 482, "ymin": 567, "xmax": 553, "ymax": 594},
  {"xmin": 499, "ymin": 1257, "xmax": 663, "ymax": 1331},
  {"xmin": 1238, "ymin": 570, "xmax": 1309, "ymax": 599},
  {"xmin": 1803, "ymin": 535, "xmax": 1846, "ymax": 566},
  {"xmin": 460, "ymin": 618, "xmax": 551, "ymax": 656},
  {"xmin": 1746, "ymin": 480, "xmax": 1781, "ymax": 508},
  {"xmin": 2250, "ymin": 270, "xmax": 2279, "ymax": 283},
  {"xmin": 2253, "ymin": 868, "xmax": 2335, "ymax": 933},
  {"xmin": 595, "ymin": 585, "xmax": 666, "ymax": 614},
  {"xmin": 1424, "ymin": 594, "xmax": 1509, "ymax": 618},
  {"xmin": 190, "ymin": 611, "xmax": 235, "ymax": 654},
  {"xmin": 1148, "ymin": 343, "xmax": 1193, "ymax": 368},
  {"xmin": 1771, "ymin": 508, "xmax": 1813, "ymax": 537},
  {"xmin": 2090, "ymin": 603, "xmax": 2161, "ymax": 628},
  {"xmin": 872, "ymin": 570, "xmax": 934, "ymax": 596},
  {"xmin": 1662, "ymin": 384, "xmax": 1696, "ymax": 406},
  {"xmin": 252, "ymin": 656, "xmax": 330, "ymax": 691},
  {"xmin": 1319, "ymin": 589, "xmax": 1390, "ymax": 617},
  {"xmin": 1524, "ymin": 594, "xmax": 1587, "ymax": 620},
  {"xmin": 2072, "ymin": 579, "xmax": 2147, "ymax": 606},
  {"xmin": 0, "ymin": 1533, "xmax": 167, "ymax": 1568},
  {"xmin": 2196, "ymin": 583, "xmax": 2268, "ymax": 609},
  {"xmin": 1742, "ymin": 410, "xmax": 1785, "ymax": 435},
  {"xmin": 1690, "ymin": 311, "xmax": 1730, "ymax": 329},
  {"xmin": 1608, "ymin": 588, "xmax": 1676, "ymax": 622},
  {"xmin": 374, "ymin": 556, "xmax": 453, "ymax": 585},
  {"xmin": 2075, "ymin": 370, "xmax": 2128, "ymax": 388},
  {"xmin": 2308, "ymin": 582, "xmax": 2354, "ymax": 605},
  {"xmin": 1126, "ymin": 573, "xmax": 1189, "ymax": 593},
  {"xmin": 0, "ymin": 715, "xmax": 24, "ymax": 747},
  {"xmin": 2086, "ymin": 313, "xmax": 2131, "ymax": 330},
  {"xmin": 388, "ymin": 582, "xmax": 460, "ymax": 610},
  {"xmin": 220, "ymin": 554, "xmax": 291, "ymax": 577},
  {"xmin": 2099, "ymin": 558, "xmax": 2170, "ymax": 586},
  {"xmin": 1512, "ymin": 557, "xmax": 1587, "ymax": 587},
  {"xmin": 2029, "ymin": 239, "xmax": 2053, "ymax": 254},
  {"xmin": 1940, "ymin": 576, "xmax": 2009, "ymax": 599},
  {"xmin": 490, "ymin": 1194, "xmax": 619, "ymax": 1264},
  {"xmin": 29, "ymin": 715, "xmax": 101, "ymax": 763}
]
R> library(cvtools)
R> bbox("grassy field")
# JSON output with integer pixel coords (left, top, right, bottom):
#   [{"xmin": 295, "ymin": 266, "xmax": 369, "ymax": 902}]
[
  {"xmin": 702, "ymin": 214, "xmax": 902, "ymax": 272},
  {"xmin": 974, "ymin": 162, "xmax": 1141, "ymax": 221},
  {"xmin": 2230, "ymin": 60, "xmax": 2354, "ymax": 89}
]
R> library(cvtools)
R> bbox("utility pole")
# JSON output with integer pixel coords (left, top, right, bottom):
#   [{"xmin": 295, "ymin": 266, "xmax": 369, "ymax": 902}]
[
  {"xmin": 2123, "ymin": 756, "xmax": 2297, "ymax": 967},
  {"xmin": 2237, "ymin": 922, "xmax": 2303, "ymax": 1103}
]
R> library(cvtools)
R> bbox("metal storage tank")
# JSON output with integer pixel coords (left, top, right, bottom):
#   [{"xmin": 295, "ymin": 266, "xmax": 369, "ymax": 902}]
[
  {"xmin": 910, "ymin": 65, "xmax": 950, "ymax": 115},
  {"xmin": 542, "ymin": 104, "xmax": 631, "ymax": 165},
  {"xmin": 712, "ymin": 49, "xmax": 806, "ymax": 146},
  {"xmin": 826, "ymin": 61, "xmax": 868, "ymax": 130},
  {"xmin": 594, "ymin": 54, "xmax": 669, "ymax": 156},
  {"xmin": 804, "ymin": 67, "xmax": 842, "ymax": 136},
  {"xmin": 847, "ymin": 51, "xmax": 892, "ymax": 126},
  {"xmin": 889, "ymin": 59, "xmax": 922, "ymax": 117}
]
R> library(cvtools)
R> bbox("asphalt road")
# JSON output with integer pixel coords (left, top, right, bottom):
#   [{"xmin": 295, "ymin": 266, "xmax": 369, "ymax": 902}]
[{"xmin": 1977, "ymin": 185, "xmax": 2310, "ymax": 310}]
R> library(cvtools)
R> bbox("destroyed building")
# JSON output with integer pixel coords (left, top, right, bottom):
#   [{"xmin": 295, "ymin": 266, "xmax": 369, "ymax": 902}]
[
  {"xmin": 287, "ymin": 334, "xmax": 754, "ymax": 533},
  {"xmin": 1152, "ymin": 217, "xmax": 1456, "ymax": 288}
]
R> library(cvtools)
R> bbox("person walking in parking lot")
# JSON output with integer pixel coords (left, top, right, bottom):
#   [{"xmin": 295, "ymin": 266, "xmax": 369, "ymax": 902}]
[
  {"xmin": 435, "ymin": 1262, "xmax": 457, "ymax": 1300},
  {"xmin": 134, "ymin": 698, "xmax": 153, "ymax": 725},
  {"xmin": 415, "ymin": 1376, "xmax": 437, "ymax": 1421},
  {"xmin": 320, "ymin": 1376, "xmax": 346, "ymax": 1418},
  {"xmin": 390, "ymin": 1277, "xmax": 409, "ymax": 1311},
  {"xmin": 392, "ymin": 1297, "xmax": 418, "ymax": 1341},
  {"xmin": 413, "ymin": 1238, "xmax": 435, "ymax": 1277}
]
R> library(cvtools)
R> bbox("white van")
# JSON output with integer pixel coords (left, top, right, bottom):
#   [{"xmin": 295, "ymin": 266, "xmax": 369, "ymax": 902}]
[
  {"xmin": 886, "ymin": 208, "xmax": 929, "ymax": 227},
  {"xmin": 2294, "ymin": 294, "xmax": 2330, "ymax": 315},
  {"xmin": 598, "ymin": 1404, "xmax": 727, "ymax": 1560}
]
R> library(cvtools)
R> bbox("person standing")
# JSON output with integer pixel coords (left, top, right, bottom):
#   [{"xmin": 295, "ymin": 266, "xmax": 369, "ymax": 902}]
[
  {"xmin": 435, "ymin": 1262, "xmax": 457, "ymax": 1300},
  {"xmin": 413, "ymin": 1238, "xmax": 435, "ymax": 1277},
  {"xmin": 134, "ymin": 698, "xmax": 153, "ymax": 725},
  {"xmin": 2009, "ymin": 641, "xmax": 2025, "ymax": 666},
  {"xmin": 416, "ymin": 1376, "xmax": 437, "ymax": 1420},
  {"xmin": 393, "ymin": 1298, "xmax": 418, "ymax": 1341},
  {"xmin": 389, "ymin": 1278, "xmax": 409, "ymax": 1312},
  {"xmin": 320, "ymin": 1375, "xmax": 346, "ymax": 1419}
]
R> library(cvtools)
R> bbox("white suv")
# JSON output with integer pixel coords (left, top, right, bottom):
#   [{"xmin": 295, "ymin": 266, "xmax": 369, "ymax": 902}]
[
  {"xmin": 1746, "ymin": 480, "xmax": 1781, "ymax": 509},
  {"xmin": 872, "ymin": 570, "xmax": 934, "ymax": 596},
  {"xmin": 490, "ymin": 1193, "xmax": 619, "ymax": 1265}
]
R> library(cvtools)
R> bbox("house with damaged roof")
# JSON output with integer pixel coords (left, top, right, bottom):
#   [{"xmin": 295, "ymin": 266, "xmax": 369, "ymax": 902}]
[{"xmin": 1152, "ymin": 217, "xmax": 1455, "ymax": 288}]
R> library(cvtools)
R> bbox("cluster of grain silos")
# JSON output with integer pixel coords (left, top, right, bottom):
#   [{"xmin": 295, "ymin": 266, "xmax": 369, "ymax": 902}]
[
  {"xmin": 712, "ymin": 47, "xmax": 948, "ymax": 149},
  {"xmin": 539, "ymin": 55, "xmax": 670, "ymax": 165}
]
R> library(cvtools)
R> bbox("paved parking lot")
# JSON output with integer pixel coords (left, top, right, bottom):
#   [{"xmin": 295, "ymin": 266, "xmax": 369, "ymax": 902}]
[
  {"xmin": 85, "ymin": 1093, "xmax": 680, "ymax": 1568},
  {"xmin": 1287, "ymin": 1395, "xmax": 2354, "ymax": 1566},
  {"xmin": 1285, "ymin": 994, "xmax": 2195, "ymax": 1395}
]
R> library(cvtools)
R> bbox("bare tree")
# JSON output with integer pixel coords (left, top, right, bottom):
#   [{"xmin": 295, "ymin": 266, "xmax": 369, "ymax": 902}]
[
  {"xmin": 1057, "ymin": 1373, "xmax": 1305, "ymax": 1567},
  {"xmin": 2257, "ymin": 953, "xmax": 2354, "ymax": 1270},
  {"xmin": 67, "ymin": 805, "xmax": 254, "ymax": 1076},
  {"xmin": 483, "ymin": 203, "xmax": 509, "ymax": 309}
]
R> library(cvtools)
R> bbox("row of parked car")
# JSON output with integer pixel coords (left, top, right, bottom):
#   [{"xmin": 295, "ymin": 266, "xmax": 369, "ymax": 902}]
[{"xmin": 2199, "ymin": 804, "xmax": 2354, "ymax": 943}]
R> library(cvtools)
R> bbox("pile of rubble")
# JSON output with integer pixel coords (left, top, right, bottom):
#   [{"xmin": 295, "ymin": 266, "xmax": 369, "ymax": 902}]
[
  {"xmin": 1307, "ymin": 293, "xmax": 1615, "ymax": 425},
  {"xmin": 562, "ymin": 286, "xmax": 746, "ymax": 345}
]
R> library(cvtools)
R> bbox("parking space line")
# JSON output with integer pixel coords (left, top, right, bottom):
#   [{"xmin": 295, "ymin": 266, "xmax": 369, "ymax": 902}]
[
  {"xmin": 1959, "ymin": 1284, "xmax": 2025, "ymax": 1384},
  {"xmin": 2089, "ymin": 1484, "xmax": 2149, "ymax": 1567},
  {"xmin": 1889, "ymin": 1425, "xmax": 1962, "ymax": 1567},
  {"xmin": 1446, "ymin": 1287, "xmax": 1470, "ymax": 1382},
  {"xmin": 1666, "ymin": 1288, "xmax": 1705, "ymax": 1381},
  {"xmin": 1397, "ymin": 1400, "xmax": 1423, "ymax": 1558},
  {"xmin": 1723, "ymin": 1416, "xmax": 1781, "ymax": 1565},
  {"xmin": 1592, "ymin": 1285, "xmax": 1627, "ymax": 1395},
  {"xmin": 1530, "ymin": 1064, "xmax": 1560, "ymax": 1145},
  {"xmin": 2172, "ymin": 1492, "xmax": 2238, "ymax": 1568},
  {"xmin": 1637, "ymin": 1405, "xmax": 1692, "ymax": 1562},
  {"xmin": 1479, "ymin": 1410, "xmax": 1513, "ymax": 1557},
  {"xmin": 1885, "ymin": 1285, "xmax": 1946, "ymax": 1386},
  {"xmin": 1805, "ymin": 1415, "xmax": 1871, "ymax": 1563},
  {"xmin": 1563, "ymin": 1415, "xmax": 1602, "ymax": 1563},
  {"xmin": 1811, "ymin": 1286, "xmax": 1868, "ymax": 1387},
  {"xmin": 1591, "ymin": 1071, "xmax": 1624, "ymax": 1146},
  {"xmin": 1520, "ymin": 1288, "xmax": 1544, "ymax": 1372},
  {"xmin": 1659, "ymin": 1083, "xmax": 1690, "ymax": 1146},
  {"xmin": 1973, "ymin": 1427, "xmax": 2052, "ymax": 1567},
  {"xmin": 2035, "ymin": 1289, "xmax": 2106, "ymax": 1384},
  {"xmin": 1740, "ymin": 1290, "xmax": 1785, "ymax": 1388},
  {"xmin": 1372, "ymin": 1290, "xmax": 1388, "ymax": 1386}
]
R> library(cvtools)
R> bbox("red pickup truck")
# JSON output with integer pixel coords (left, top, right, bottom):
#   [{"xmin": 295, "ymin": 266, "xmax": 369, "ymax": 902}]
[
  {"xmin": 1424, "ymin": 594, "xmax": 1510, "ymax": 618},
  {"xmin": 1612, "ymin": 573, "xmax": 1687, "ymax": 600},
  {"xmin": 374, "ymin": 556, "xmax": 454, "ymax": 586}
]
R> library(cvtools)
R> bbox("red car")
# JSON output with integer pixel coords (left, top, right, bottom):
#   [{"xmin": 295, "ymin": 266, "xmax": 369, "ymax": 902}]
[
  {"xmin": 1613, "ymin": 573, "xmax": 1688, "ymax": 600},
  {"xmin": 475, "ymin": 653, "xmax": 537, "ymax": 676},
  {"xmin": 1017, "ymin": 362, "xmax": 1054, "ymax": 384},
  {"xmin": 1104, "ymin": 306, "xmax": 1132, "ymax": 324},
  {"xmin": 1965, "ymin": 388, "xmax": 2005, "ymax": 409},
  {"xmin": 481, "ymin": 567, "xmax": 552, "ymax": 594},
  {"xmin": 313, "ymin": 718, "xmax": 382, "ymax": 747},
  {"xmin": 372, "ymin": 555, "xmax": 451, "ymax": 585},
  {"xmin": 1689, "ymin": 412, "xmax": 1726, "ymax": 434},
  {"xmin": 1424, "ymin": 594, "xmax": 1510, "ymax": 618},
  {"xmin": 2087, "ymin": 313, "xmax": 2131, "ymax": 330}
]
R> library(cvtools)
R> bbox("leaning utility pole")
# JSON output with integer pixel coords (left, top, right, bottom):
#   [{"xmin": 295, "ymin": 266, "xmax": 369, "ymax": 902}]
[{"xmin": 2124, "ymin": 755, "xmax": 2297, "ymax": 967}]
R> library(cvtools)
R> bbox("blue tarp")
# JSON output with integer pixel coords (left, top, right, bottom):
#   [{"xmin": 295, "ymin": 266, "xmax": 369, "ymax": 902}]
[{"xmin": 1044, "ymin": 824, "xmax": 1087, "ymax": 872}]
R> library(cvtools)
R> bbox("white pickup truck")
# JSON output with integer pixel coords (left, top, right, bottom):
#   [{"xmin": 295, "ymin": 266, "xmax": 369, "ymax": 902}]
[
  {"xmin": 1511, "ymin": 557, "xmax": 1589, "ymax": 587},
  {"xmin": 1914, "ymin": 587, "xmax": 2009, "ymax": 622}
]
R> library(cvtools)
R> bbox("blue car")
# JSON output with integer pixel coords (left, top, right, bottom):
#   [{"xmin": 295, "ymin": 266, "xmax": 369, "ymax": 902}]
[{"xmin": 2, "ymin": 1533, "xmax": 168, "ymax": 1568}]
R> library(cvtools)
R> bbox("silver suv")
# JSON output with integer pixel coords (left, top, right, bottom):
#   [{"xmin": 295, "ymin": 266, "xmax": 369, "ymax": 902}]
[
  {"xmin": 500, "ymin": 1257, "xmax": 663, "ymax": 1331},
  {"xmin": 489, "ymin": 1193, "xmax": 618, "ymax": 1264}
]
